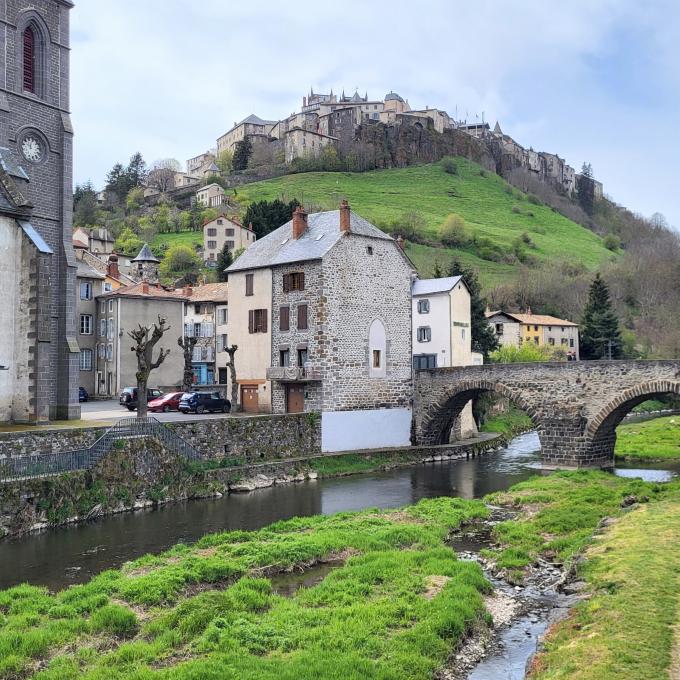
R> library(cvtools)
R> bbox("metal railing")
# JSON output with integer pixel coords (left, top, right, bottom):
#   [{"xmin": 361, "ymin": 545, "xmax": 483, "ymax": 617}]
[
  {"xmin": 0, "ymin": 417, "xmax": 201, "ymax": 482},
  {"xmin": 266, "ymin": 365, "xmax": 322, "ymax": 382}
]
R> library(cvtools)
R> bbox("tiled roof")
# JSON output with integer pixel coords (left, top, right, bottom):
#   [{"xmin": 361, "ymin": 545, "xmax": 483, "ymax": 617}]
[
  {"xmin": 187, "ymin": 282, "xmax": 229, "ymax": 303},
  {"xmin": 226, "ymin": 210, "xmax": 394, "ymax": 273},
  {"xmin": 412, "ymin": 276, "xmax": 464, "ymax": 295},
  {"xmin": 487, "ymin": 310, "xmax": 578, "ymax": 327},
  {"xmin": 98, "ymin": 282, "xmax": 187, "ymax": 301}
]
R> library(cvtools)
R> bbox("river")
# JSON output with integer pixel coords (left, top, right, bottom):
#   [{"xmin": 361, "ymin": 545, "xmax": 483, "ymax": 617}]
[{"xmin": 0, "ymin": 432, "xmax": 677, "ymax": 592}]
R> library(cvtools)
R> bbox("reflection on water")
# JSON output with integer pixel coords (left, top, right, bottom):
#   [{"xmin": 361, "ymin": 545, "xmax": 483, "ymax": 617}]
[{"xmin": 0, "ymin": 431, "xmax": 677, "ymax": 592}]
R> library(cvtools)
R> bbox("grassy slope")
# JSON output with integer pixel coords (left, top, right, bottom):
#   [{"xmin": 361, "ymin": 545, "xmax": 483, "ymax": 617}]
[
  {"xmin": 232, "ymin": 161, "xmax": 614, "ymax": 285},
  {"xmin": 150, "ymin": 230, "xmax": 202, "ymax": 252},
  {"xmin": 615, "ymin": 415, "xmax": 680, "ymax": 460},
  {"xmin": 0, "ymin": 498, "xmax": 489, "ymax": 679}
]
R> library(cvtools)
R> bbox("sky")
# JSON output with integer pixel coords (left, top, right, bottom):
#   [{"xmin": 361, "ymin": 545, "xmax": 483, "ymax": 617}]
[{"xmin": 70, "ymin": 0, "xmax": 680, "ymax": 228}]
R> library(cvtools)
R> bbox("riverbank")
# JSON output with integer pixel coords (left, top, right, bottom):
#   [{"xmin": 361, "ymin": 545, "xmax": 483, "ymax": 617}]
[{"xmin": 615, "ymin": 414, "xmax": 680, "ymax": 461}]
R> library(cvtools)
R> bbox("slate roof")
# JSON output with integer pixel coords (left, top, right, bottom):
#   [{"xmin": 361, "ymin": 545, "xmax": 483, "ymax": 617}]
[
  {"xmin": 131, "ymin": 243, "xmax": 160, "ymax": 263},
  {"xmin": 412, "ymin": 276, "xmax": 464, "ymax": 295},
  {"xmin": 226, "ymin": 210, "xmax": 395, "ymax": 273},
  {"xmin": 385, "ymin": 91, "xmax": 404, "ymax": 102},
  {"xmin": 76, "ymin": 260, "xmax": 105, "ymax": 280},
  {"xmin": 239, "ymin": 114, "xmax": 276, "ymax": 127}
]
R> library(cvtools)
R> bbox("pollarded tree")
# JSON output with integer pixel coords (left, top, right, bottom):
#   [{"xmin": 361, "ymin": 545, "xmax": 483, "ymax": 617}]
[
  {"xmin": 129, "ymin": 317, "xmax": 172, "ymax": 418},
  {"xmin": 580, "ymin": 273, "xmax": 623, "ymax": 360},
  {"xmin": 225, "ymin": 345, "xmax": 239, "ymax": 412},
  {"xmin": 178, "ymin": 335, "xmax": 198, "ymax": 392}
]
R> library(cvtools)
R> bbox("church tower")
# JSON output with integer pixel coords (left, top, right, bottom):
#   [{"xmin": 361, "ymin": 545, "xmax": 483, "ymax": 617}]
[{"xmin": 0, "ymin": 0, "xmax": 79, "ymax": 422}]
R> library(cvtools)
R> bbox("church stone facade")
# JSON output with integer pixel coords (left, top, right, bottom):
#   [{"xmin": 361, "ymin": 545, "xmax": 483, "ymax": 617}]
[{"xmin": 0, "ymin": 0, "xmax": 79, "ymax": 422}]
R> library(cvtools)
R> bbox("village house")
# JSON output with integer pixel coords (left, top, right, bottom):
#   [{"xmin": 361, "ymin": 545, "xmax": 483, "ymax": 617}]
[
  {"xmin": 186, "ymin": 151, "xmax": 217, "ymax": 177},
  {"xmin": 195, "ymin": 183, "xmax": 226, "ymax": 208},
  {"xmin": 75, "ymin": 260, "xmax": 105, "ymax": 396},
  {"xmin": 203, "ymin": 214, "xmax": 256, "ymax": 265},
  {"xmin": 486, "ymin": 309, "xmax": 579, "ymax": 359},
  {"xmin": 217, "ymin": 114, "xmax": 277, "ymax": 154},
  {"xmin": 226, "ymin": 202, "xmax": 414, "ymax": 452},
  {"xmin": 411, "ymin": 276, "xmax": 480, "ymax": 436}
]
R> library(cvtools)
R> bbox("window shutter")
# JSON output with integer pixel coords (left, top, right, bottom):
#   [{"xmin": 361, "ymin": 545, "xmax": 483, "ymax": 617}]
[
  {"xmin": 23, "ymin": 27, "xmax": 35, "ymax": 93},
  {"xmin": 280, "ymin": 306, "xmax": 289, "ymax": 331},
  {"xmin": 261, "ymin": 310, "xmax": 268, "ymax": 333},
  {"xmin": 283, "ymin": 274, "xmax": 290, "ymax": 292},
  {"xmin": 298, "ymin": 304, "xmax": 308, "ymax": 330},
  {"xmin": 299, "ymin": 272, "xmax": 305, "ymax": 290},
  {"xmin": 245, "ymin": 273, "xmax": 253, "ymax": 296},
  {"xmin": 248, "ymin": 310, "xmax": 255, "ymax": 333}
]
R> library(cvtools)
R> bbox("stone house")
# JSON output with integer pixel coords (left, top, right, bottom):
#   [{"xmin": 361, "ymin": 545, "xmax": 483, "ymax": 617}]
[
  {"xmin": 486, "ymin": 310, "xmax": 579, "ymax": 359},
  {"xmin": 216, "ymin": 114, "xmax": 277, "ymax": 154},
  {"xmin": 284, "ymin": 128, "xmax": 338, "ymax": 164},
  {"xmin": 186, "ymin": 151, "xmax": 216, "ymax": 176},
  {"xmin": 195, "ymin": 183, "xmax": 226, "ymax": 209},
  {"xmin": 203, "ymin": 215, "xmax": 256, "ymax": 265},
  {"xmin": 226, "ymin": 201, "xmax": 415, "ymax": 452}
]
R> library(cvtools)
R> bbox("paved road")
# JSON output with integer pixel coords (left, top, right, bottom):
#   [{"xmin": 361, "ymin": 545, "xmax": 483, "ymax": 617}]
[{"xmin": 80, "ymin": 399, "xmax": 250, "ymax": 423}]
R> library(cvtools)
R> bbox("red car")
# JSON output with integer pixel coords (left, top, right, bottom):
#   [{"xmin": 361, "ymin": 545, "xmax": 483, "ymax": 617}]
[{"xmin": 148, "ymin": 392, "xmax": 183, "ymax": 413}]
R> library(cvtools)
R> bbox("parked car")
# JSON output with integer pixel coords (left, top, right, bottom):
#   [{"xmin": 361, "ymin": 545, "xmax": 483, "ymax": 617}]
[
  {"xmin": 78, "ymin": 386, "xmax": 89, "ymax": 402},
  {"xmin": 178, "ymin": 392, "xmax": 231, "ymax": 414},
  {"xmin": 119, "ymin": 387, "xmax": 163, "ymax": 411},
  {"xmin": 148, "ymin": 391, "xmax": 183, "ymax": 413}
]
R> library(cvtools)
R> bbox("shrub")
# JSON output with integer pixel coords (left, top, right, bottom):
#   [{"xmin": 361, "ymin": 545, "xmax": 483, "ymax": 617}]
[
  {"xmin": 90, "ymin": 604, "xmax": 138, "ymax": 638},
  {"xmin": 441, "ymin": 157, "xmax": 458, "ymax": 175},
  {"xmin": 603, "ymin": 233, "xmax": 621, "ymax": 251},
  {"xmin": 511, "ymin": 205, "xmax": 522, "ymax": 214},
  {"xmin": 438, "ymin": 213, "xmax": 470, "ymax": 246},
  {"xmin": 520, "ymin": 232, "xmax": 535, "ymax": 247},
  {"xmin": 490, "ymin": 344, "xmax": 564, "ymax": 363},
  {"xmin": 474, "ymin": 237, "xmax": 504, "ymax": 262},
  {"xmin": 479, "ymin": 169, "xmax": 487, "ymax": 177}
]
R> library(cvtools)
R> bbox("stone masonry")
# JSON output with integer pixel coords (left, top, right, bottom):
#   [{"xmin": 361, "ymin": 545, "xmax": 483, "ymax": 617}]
[{"xmin": 413, "ymin": 360, "xmax": 680, "ymax": 467}]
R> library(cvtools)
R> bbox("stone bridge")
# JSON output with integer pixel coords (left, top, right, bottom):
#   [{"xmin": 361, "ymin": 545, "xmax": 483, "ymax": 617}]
[{"xmin": 413, "ymin": 360, "xmax": 680, "ymax": 468}]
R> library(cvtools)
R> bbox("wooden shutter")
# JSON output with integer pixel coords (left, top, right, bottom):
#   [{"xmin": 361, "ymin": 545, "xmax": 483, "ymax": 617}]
[
  {"xmin": 248, "ymin": 310, "xmax": 255, "ymax": 333},
  {"xmin": 245, "ymin": 273, "xmax": 253, "ymax": 296},
  {"xmin": 298, "ymin": 272, "xmax": 305, "ymax": 291},
  {"xmin": 261, "ymin": 310, "xmax": 268, "ymax": 333},
  {"xmin": 280, "ymin": 306, "xmax": 290, "ymax": 331},
  {"xmin": 282, "ymin": 274, "xmax": 290, "ymax": 292},
  {"xmin": 23, "ymin": 27, "xmax": 35, "ymax": 93},
  {"xmin": 297, "ymin": 304, "xmax": 308, "ymax": 330}
]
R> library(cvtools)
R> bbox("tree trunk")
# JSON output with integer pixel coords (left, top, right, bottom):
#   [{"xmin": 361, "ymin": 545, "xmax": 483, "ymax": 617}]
[
  {"xmin": 137, "ymin": 376, "xmax": 148, "ymax": 418},
  {"xmin": 226, "ymin": 345, "xmax": 240, "ymax": 412}
]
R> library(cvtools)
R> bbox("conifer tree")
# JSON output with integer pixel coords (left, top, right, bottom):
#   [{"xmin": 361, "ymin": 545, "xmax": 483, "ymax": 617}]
[
  {"xmin": 580, "ymin": 273, "xmax": 623, "ymax": 359},
  {"xmin": 216, "ymin": 244, "xmax": 233, "ymax": 282},
  {"xmin": 232, "ymin": 137, "xmax": 253, "ymax": 171},
  {"xmin": 447, "ymin": 260, "xmax": 498, "ymax": 358},
  {"xmin": 576, "ymin": 162, "xmax": 595, "ymax": 216}
]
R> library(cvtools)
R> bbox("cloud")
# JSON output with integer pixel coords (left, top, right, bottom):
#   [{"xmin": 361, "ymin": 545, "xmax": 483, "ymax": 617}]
[{"xmin": 70, "ymin": 0, "xmax": 679, "ymax": 227}]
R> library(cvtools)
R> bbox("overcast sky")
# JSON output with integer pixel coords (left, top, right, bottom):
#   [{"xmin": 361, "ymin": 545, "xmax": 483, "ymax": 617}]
[{"xmin": 70, "ymin": 0, "xmax": 679, "ymax": 228}]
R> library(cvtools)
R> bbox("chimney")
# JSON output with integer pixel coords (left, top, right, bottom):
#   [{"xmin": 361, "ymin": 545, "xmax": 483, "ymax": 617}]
[
  {"xmin": 107, "ymin": 254, "xmax": 120, "ymax": 279},
  {"xmin": 141, "ymin": 282, "xmax": 149, "ymax": 295},
  {"xmin": 396, "ymin": 235, "xmax": 405, "ymax": 250},
  {"xmin": 527, "ymin": 306, "xmax": 532, "ymax": 316},
  {"xmin": 183, "ymin": 285, "xmax": 193, "ymax": 297},
  {"xmin": 292, "ymin": 205, "xmax": 308, "ymax": 239},
  {"xmin": 339, "ymin": 199, "xmax": 351, "ymax": 233}
]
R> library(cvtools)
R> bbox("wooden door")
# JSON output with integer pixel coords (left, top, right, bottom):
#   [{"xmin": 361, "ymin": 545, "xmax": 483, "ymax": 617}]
[
  {"xmin": 241, "ymin": 385, "xmax": 259, "ymax": 413},
  {"xmin": 218, "ymin": 368, "xmax": 228, "ymax": 384},
  {"xmin": 286, "ymin": 385, "xmax": 305, "ymax": 413}
]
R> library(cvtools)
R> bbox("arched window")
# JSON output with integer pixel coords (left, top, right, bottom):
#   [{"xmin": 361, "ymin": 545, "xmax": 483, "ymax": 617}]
[
  {"xmin": 368, "ymin": 319, "xmax": 387, "ymax": 378},
  {"xmin": 23, "ymin": 26, "xmax": 36, "ymax": 93}
]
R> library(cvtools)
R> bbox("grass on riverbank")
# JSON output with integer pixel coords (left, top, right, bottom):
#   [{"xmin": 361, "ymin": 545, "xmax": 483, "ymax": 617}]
[
  {"xmin": 480, "ymin": 408, "xmax": 533, "ymax": 437},
  {"xmin": 615, "ymin": 414, "xmax": 680, "ymax": 460},
  {"xmin": 0, "ymin": 497, "xmax": 490, "ymax": 679},
  {"xmin": 528, "ymin": 497, "xmax": 680, "ymax": 679}
]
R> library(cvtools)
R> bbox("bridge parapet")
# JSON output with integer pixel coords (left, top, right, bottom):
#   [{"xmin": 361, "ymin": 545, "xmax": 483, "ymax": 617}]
[{"xmin": 413, "ymin": 360, "xmax": 680, "ymax": 467}]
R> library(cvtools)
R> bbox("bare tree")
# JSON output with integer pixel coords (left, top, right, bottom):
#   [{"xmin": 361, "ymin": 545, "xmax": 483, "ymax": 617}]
[
  {"xmin": 147, "ymin": 158, "xmax": 182, "ymax": 194},
  {"xmin": 225, "ymin": 344, "xmax": 239, "ymax": 412},
  {"xmin": 178, "ymin": 335, "xmax": 198, "ymax": 392},
  {"xmin": 129, "ymin": 316, "xmax": 171, "ymax": 418}
]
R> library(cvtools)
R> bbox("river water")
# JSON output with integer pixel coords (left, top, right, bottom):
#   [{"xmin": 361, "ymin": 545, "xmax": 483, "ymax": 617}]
[{"xmin": 0, "ymin": 432, "xmax": 676, "ymax": 592}]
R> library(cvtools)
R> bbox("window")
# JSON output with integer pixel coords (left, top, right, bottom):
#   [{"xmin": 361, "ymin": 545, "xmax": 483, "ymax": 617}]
[
  {"xmin": 226, "ymin": 228, "xmax": 234, "ymax": 236},
  {"xmin": 194, "ymin": 322, "xmax": 202, "ymax": 337},
  {"xmin": 226, "ymin": 241, "xmax": 234, "ymax": 250},
  {"xmin": 207, "ymin": 228, "xmax": 216, "ymax": 236},
  {"xmin": 79, "ymin": 282, "xmax": 92, "ymax": 300},
  {"xmin": 104, "ymin": 283, "xmax": 112, "ymax": 293},
  {"xmin": 208, "ymin": 240, "xmax": 217, "ymax": 249},
  {"xmin": 413, "ymin": 354, "xmax": 437, "ymax": 369},
  {"xmin": 248, "ymin": 309, "xmax": 267, "ymax": 333},
  {"xmin": 245, "ymin": 273, "xmax": 254, "ymax": 296},
  {"xmin": 79, "ymin": 314, "xmax": 92, "ymax": 335},
  {"xmin": 461, "ymin": 328, "xmax": 466, "ymax": 340},
  {"xmin": 218, "ymin": 334, "xmax": 228, "ymax": 351},
  {"xmin": 570, "ymin": 338, "xmax": 575, "ymax": 348},
  {"xmin": 218, "ymin": 308, "xmax": 227, "ymax": 325},
  {"xmin": 192, "ymin": 346, "xmax": 202, "ymax": 362},
  {"xmin": 548, "ymin": 337, "xmax": 555, "ymax": 346},
  {"xmin": 283, "ymin": 272, "xmax": 305, "ymax": 292},
  {"xmin": 108, "ymin": 300, "xmax": 113, "ymax": 313},
  {"xmin": 280, "ymin": 305, "xmax": 290, "ymax": 331},
  {"xmin": 297, "ymin": 304, "xmax": 308, "ymax": 330},
  {"xmin": 368, "ymin": 319, "xmax": 387, "ymax": 378},
  {"xmin": 280, "ymin": 349, "xmax": 290, "ymax": 367},
  {"xmin": 79, "ymin": 349, "xmax": 93, "ymax": 371},
  {"xmin": 106, "ymin": 343, "xmax": 113, "ymax": 361},
  {"xmin": 367, "ymin": 246, "xmax": 373, "ymax": 255},
  {"xmin": 561, "ymin": 338, "xmax": 568, "ymax": 345},
  {"xmin": 23, "ymin": 26, "xmax": 36, "ymax": 93},
  {"xmin": 372, "ymin": 349, "xmax": 382, "ymax": 369},
  {"xmin": 417, "ymin": 326, "xmax": 431, "ymax": 342},
  {"xmin": 107, "ymin": 318, "xmax": 114, "ymax": 340},
  {"xmin": 217, "ymin": 219, "xmax": 223, "ymax": 225},
  {"xmin": 534, "ymin": 325, "xmax": 539, "ymax": 331},
  {"xmin": 297, "ymin": 348, "xmax": 308, "ymax": 366},
  {"xmin": 100, "ymin": 318, "xmax": 107, "ymax": 337},
  {"xmin": 534, "ymin": 337, "xmax": 539, "ymax": 344},
  {"xmin": 495, "ymin": 323, "xmax": 504, "ymax": 335},
  {"xmin": 417, "ymin": 299, "xmax": 430, "ymax": 314},
  {"xmin": 100, "ymin": 301, "xmax": 106, "ymax": 314},
  {"xmin": 194, "ymin": 303, "xmax": 201, "ymax": 314}
]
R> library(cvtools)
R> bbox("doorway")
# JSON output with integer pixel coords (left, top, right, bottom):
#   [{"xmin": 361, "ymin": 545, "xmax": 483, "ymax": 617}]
[
  {"xmin": 241, "ymin": 385, "xmax": 259, "ymax": 413},
  {"xmin": 286, "ymin": 384, "xmax": 305, "ymax": 413}
]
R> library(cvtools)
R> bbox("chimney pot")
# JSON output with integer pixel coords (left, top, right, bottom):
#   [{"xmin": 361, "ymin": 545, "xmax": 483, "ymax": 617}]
[
  {"xmin": 107, "ymin": 254, "xmax": 120, "ymax": 279},
  {"xmin": 141, "ymin": 282, "xmax": 149, "ymax": 295},
  {"xmin": 184, "ymin": 285, "xmax": 193, "ymax": 297},
  {"xmin": 339, "ymin": 199, "xmax": 351, "ymax": 233},
  {"xmin": 292, "ymin": 205, "xmax": 308, "ymax": 239},
  {"xmin": 396, "ymin": 235, "xmax": 405, "ymax": 250}
]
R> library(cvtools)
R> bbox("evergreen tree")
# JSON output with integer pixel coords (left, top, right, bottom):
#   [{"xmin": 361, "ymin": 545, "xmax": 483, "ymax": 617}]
[
  {"xmin": 243, "ymin": 198, "xmax": 300, "ymax": 239},
  {"xmin": 576, "ymin": 162, "xmax": 595, "ymax": 216},
  {"xmin": 580, "ymin": 273, "xmax": 623, "ymax": 359},
  {"xmin": 447, "ymin": 260, "xmax": 498, "ymax": 357},
  {"xmin": 432, "ymin": 260, "xmax": 444, "ymax": 278},
  {"xmin": 126, "ymin": 152, "xmax": 147, "ymax": 187},
  {"xmin": 232, "ymin": 137, "xmax": 253, "ymax": 171},
  {"xmin": 216, "ymin": 244, "xmax": 233, "ymax": 282},
  {"xmin": 73, "ymin": 181, "xmax": 98, "ymax": 227}
]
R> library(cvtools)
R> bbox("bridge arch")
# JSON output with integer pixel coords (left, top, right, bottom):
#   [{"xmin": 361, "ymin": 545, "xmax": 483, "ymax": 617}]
[
  {"xmin": 418, "ymin": 378, "xmax": 542, "ymax": 446},
  {"xmin": 585, "ymin": 380, "xmax": 680, "ymax": 462}
]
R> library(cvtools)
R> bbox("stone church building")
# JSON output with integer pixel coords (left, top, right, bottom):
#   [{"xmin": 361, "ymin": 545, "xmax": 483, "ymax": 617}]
[{"xmin": 0, "ymin": 0, "xmax": 79, "ymax": 422}]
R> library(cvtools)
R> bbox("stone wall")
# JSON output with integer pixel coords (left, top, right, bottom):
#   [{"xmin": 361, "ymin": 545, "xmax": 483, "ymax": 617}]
[{"xmin": 0, "ymin": 426, "xmax": 106, "ymax": 459}]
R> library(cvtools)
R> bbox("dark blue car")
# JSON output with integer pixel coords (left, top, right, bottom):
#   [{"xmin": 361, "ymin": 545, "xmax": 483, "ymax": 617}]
[
  {"xmin": 79, "ymin": 386, "xmax": 88, "ymax": 402},
  {"xmin": 179, "ymin": 392, "xmax": 231, "ymax": 414}
]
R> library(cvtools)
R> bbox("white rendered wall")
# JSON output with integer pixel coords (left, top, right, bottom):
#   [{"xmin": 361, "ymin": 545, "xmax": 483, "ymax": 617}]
[
  {"xmin": 412, "ymin": 293, "xmax": 450, "ymax": 367},
  {"xmin": 321, "ymin": 408, "xmax": 413, "ymax": 452}
]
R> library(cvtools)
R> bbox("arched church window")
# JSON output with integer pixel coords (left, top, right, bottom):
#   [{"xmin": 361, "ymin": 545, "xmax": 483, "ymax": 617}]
[{"xmin": 23, "ymin": 26, "xmax": 36, "ymax": 93}]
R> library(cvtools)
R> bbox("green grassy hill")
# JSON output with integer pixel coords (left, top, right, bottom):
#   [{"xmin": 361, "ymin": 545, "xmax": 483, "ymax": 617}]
[{"xmin": 231, "ymin": 159, "xmax": 614, "ymax": 286}]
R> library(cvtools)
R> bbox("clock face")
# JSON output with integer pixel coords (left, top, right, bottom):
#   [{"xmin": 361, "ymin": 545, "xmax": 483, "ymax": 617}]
[{"xmin": 21, "ymin": 135, "xmax": 43, "ymax": 163}]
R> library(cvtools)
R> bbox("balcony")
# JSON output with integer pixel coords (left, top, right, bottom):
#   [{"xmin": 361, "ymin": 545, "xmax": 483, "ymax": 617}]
[{"xmin": 266, "ymin": 365, "xmax": 322, "ymax": 382}]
